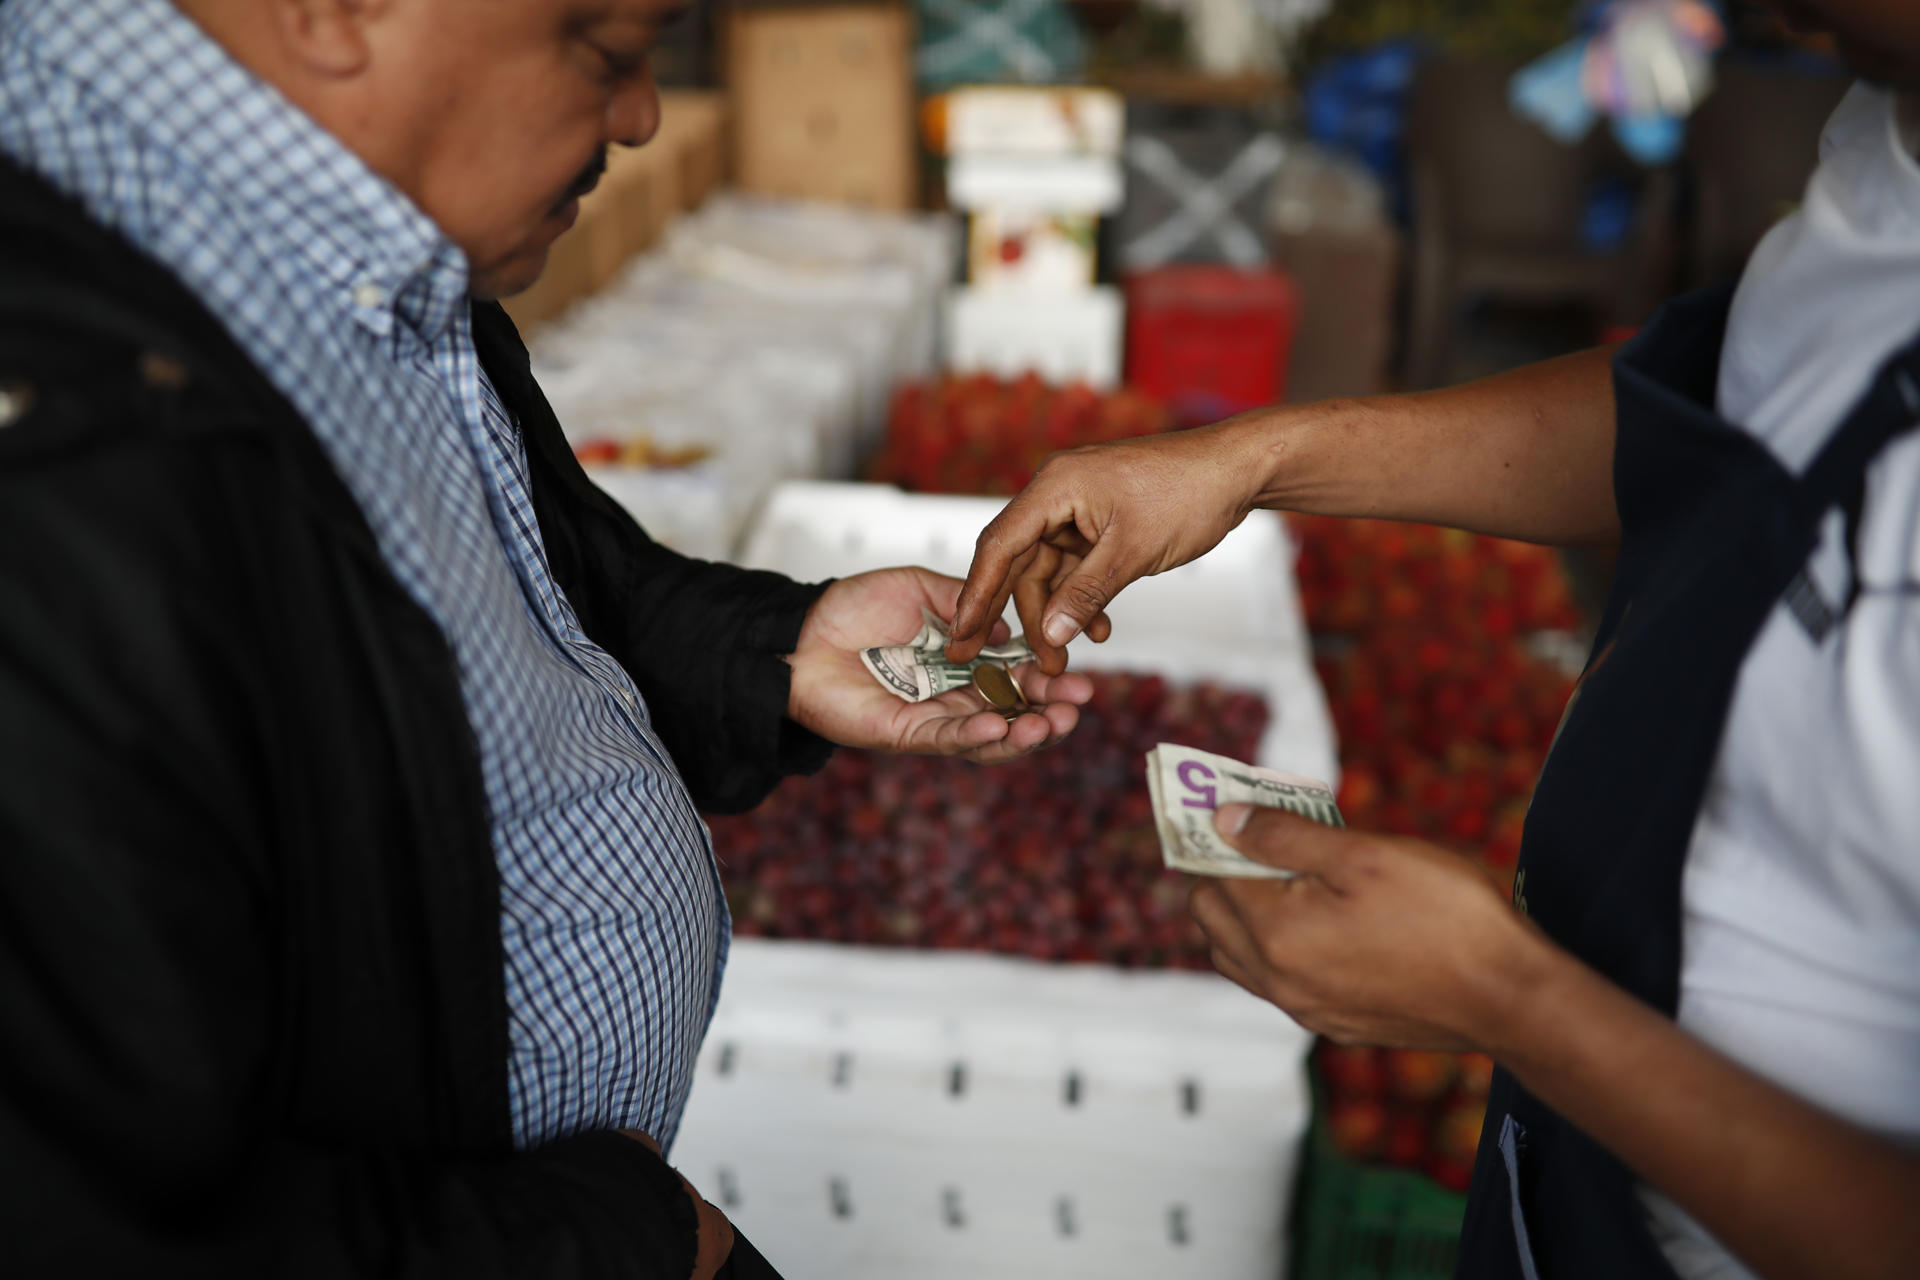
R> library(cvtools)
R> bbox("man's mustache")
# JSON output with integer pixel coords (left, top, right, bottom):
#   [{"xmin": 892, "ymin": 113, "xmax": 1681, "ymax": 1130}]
[{"xmin": 557, "ymin": 151, "xmax": 608, "ymax": 209}]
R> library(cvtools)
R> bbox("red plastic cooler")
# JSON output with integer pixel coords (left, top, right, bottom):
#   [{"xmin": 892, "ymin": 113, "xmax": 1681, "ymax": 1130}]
[{"xmin": 1124, "ymin": 266, "xmax": 1300, "ymax": 426}]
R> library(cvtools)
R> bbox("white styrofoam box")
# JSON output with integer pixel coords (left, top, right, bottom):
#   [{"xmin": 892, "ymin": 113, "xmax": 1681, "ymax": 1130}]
[
  {"xmin": 667, "ymin": 195, "xmax": 959, "ymax": 404},
  {"xmin": 944, "ymin": 86, "xmax": 1126, "ymax": 157},
  {"xmin": 532, "ymin": 196, "xmax": 957, "ymax": 491},
  {"xmin": 945, "ymin": 285, "xmax": 1124, "ymax": 389},
  {"xmin": 567, "ymin": 256, "xmax": 894, "ymax": 456},
  {"xmin": 947, "ymin": 152, "xmax": 1125, "ymax": 214},
  {"xmin": 670, "ymin": 940, "xmax": 1314, "ymax": 1280},
  {"xmin": 739, "ymin": 483, "xmax": 1305, "ymax": 657}
]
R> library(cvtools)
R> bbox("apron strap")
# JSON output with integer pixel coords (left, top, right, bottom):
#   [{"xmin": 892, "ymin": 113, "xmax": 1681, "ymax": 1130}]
[
  {"xmin": 1792, "ymin": 328, "xmax": 1920, "ymax": 611},
  {"xmin": 1798, "ymin": 331, "xmax": 1920, "ymax": 511}
]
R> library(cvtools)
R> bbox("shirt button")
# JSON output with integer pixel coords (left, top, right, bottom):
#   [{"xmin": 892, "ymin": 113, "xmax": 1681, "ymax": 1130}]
[{"xmin": 352, "ymin": 281, "xmax": 386, "ymax": 310}]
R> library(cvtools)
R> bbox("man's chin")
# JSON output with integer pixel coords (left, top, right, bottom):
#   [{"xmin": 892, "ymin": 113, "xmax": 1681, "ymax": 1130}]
[{"xmin": 469, "ymin": 243, "xmax": 554, "ymax": 303}]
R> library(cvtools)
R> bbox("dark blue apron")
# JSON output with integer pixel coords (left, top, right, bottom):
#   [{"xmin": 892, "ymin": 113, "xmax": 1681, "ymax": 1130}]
[{"xmin": 1454, "ymin": 283, "xmax": 1920, "ymax": 1278}]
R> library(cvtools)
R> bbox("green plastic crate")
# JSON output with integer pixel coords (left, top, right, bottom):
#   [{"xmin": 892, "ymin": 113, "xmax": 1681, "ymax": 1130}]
[{"xmin": 1290, "ymin": 1088, "xmax": 1470, "ymax": 1280}]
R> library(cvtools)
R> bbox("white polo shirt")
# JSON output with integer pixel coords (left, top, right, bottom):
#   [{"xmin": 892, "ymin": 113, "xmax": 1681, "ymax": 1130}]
[{"xmin": 1640, "ymin": 84, "xmax": 1920, "ymax": 1279}]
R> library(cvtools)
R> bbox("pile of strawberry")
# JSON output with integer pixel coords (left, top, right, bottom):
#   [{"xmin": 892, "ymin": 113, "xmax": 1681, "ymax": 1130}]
[
  {"xmin": 706, "ymin": 672, "xmax": 1264, "ymax": 968},
  {"xmin": 1294, "ymin": 516, "xmax": 1580, "ymax": 869},
  {"xmin": 1317, "ymin": 1042, "xmax": 1494, "ymax": 1193},
  {"xmin": 866, "ymin": 374, "xmax": 1170, "ymax": 496},
  {"xmin": 1292, "ymin": 515, "xmax": 1584, "ymax": 1183}
]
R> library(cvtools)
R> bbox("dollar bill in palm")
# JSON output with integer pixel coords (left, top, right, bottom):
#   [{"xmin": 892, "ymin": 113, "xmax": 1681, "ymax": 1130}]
[
  {"xmin": 1146, "ymin": 744, "xmax": 1343, "ymax": 878},
  {"xmin": 860, "ymin": 607, "xmax": 1036, "ymax": 703}
]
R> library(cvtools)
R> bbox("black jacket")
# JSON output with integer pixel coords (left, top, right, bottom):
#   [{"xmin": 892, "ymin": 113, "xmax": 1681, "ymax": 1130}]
[{"xmin": 0, "ymin": 157, "xmax": 830, "ymax": 1276}]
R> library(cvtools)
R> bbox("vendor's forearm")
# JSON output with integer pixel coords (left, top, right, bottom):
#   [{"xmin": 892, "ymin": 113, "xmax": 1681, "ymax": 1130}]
[
  {"xmin": 1487, "ymin": 938, "xmax": 1920, "ymax": 1280},
  {"xmin": 1228, "ymin": 347, "xmax": 1622, "ymax": 546}
]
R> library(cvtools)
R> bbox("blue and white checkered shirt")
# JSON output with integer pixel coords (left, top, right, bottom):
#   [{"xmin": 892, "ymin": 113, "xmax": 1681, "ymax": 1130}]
[{"xmin": 0, "ymin": 0, "xmax": 727, "ymax": 1151}]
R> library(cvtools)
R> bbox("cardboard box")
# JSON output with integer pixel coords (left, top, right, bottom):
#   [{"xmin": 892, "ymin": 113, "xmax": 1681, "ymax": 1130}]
[
  {"xmin": 727, "ymin": 5, "xmax": 916, "ymax": 210},
  {"xmin": 1271, "ymin": 222, "xmax": 1402, "ymax": 405},
  {"xmin": 655, "ymin": 90, "xmax": 730, "ymax": 210}
]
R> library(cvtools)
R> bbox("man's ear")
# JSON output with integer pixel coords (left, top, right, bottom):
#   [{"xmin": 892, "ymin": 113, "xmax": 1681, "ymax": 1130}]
[{"xmin": 267, "ymin": 0, "xmax": 392, "ymax": 77}]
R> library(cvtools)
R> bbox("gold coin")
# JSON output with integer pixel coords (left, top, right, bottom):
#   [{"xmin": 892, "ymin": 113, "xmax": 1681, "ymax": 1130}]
[{"xmin": 971, "ymin": 662, "xmax": 1024, "ymax": 712}]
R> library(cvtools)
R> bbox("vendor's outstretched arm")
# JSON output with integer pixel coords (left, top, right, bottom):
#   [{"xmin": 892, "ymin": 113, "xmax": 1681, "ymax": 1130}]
[
  {"xmin": 1248, "ymin": 345, "xmax": 1620, "ymax": 542},
  {"xmin": 952, "ymin": 346, "xmax": 1620, "ymax": 673}
]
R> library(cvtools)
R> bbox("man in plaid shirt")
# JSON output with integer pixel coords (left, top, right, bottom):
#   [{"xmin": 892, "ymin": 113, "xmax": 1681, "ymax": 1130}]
[{"xmin": 0, "ymin": 1, "xmax": 1093, "ymax": 1275}]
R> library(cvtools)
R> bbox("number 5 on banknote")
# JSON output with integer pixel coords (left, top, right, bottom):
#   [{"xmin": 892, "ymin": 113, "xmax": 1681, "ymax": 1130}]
[{"xmin": 1178, "ymin": 760, "xmax": 1218, "ymax": 809}]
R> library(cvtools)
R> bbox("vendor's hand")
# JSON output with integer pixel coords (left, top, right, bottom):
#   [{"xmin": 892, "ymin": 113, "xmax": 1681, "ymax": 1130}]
[
  {"xmin": 787, "ymin": 567, "xmax": 1092, "ymax": 764},
  {"xmin": 1187, "ymin": 805, "xmax": 1544, "ymax": 1052},
  {"xmin": 948, "ymin": 421, "xmax": 1271, "ymax": 675},
  {"xmin": 621, "ymin": 1130, "xmax": 734, "ymax": 1280}
]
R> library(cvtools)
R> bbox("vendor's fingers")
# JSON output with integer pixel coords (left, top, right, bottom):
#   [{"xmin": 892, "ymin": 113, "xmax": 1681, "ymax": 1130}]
[
  {"xmin": 1044, "ymin": 556, "xmax": 1111, "ymax": 645},
  {"xmin": 1188, "ymin": 880, "xmax": 1276, "ymax": 991},
  {"xmin": 1192, "ymin": 874, "xmax": 1324, "ymax": 963},
  {"xmin": 1041, "ymin": 524, "xmax": 1096, "ymax": 562},
  {"xmin": 986, "ymin": 544, "xmax": 1044, "ymax": 649},
  {"xmin": 949, "ymin": 545, "xmax": 1036, "ymax": 663},
  {"xmin": 1036, "ymin": 534, "xmax": 1138, "ymax": 653},
  {"xmin": 1188, "ymin": 878, "xmax": 1262, "ymax": 955},
  {"xmin": 1214, "ymin": 805, "xmax": 1355, "ymax": 886},
  {"xmin": 914, "ymin": 566, "xmax": 1015, "ymax": 652},
  {"xmin": 1013, "ymin": 549, "xmax": 1069, "ymax": 675},
  {"xmin": 954, "ymin": 497, "xmax": 1057, "ymax": 646},
  {"xmin": 1206, "ymin": 941, "xmax": 1265, "ymax": 1000}
]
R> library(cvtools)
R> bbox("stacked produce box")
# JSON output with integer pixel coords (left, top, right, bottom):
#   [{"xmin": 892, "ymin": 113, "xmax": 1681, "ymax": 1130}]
[
  {"xmin": 1118, "ymin": 99, "xmax": 1302, "ymax": 424},
  {"xmin": 533, "ymin": 195, "xmax": 954, "ymax": 559},
  {"xmin": 933, "ymin": 86, "xmax": 1129, "ymax": 387},
  {"xmin": 726, "ymin": 4, "xmax": 918, "ymax": 211}
]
